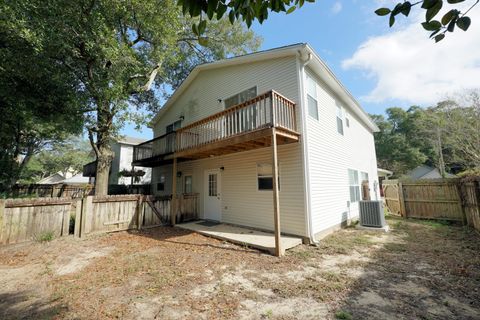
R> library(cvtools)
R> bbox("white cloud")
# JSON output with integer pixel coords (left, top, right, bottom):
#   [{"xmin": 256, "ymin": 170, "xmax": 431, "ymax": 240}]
[
  {"xmin": 342, "ymin": 7, "xmax": 480, "ymax": 105},
  {"xmin": 331, "ymin": 1, "xmax": 342, "ymax": 14}
]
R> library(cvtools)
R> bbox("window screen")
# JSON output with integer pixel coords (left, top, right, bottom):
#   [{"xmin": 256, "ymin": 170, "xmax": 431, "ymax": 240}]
[
  {"xmin": 224, "ymin": 87, "xmax": 257, "ymax": 109},
  {"xmin": 184, "ymin": 175, "xmax": 192, "ymax": 193},
  {"xmin": 257, "ymin": 163, "xmax": 280, "ymax": 191},
  {"xmin": 306, "ymin": 75, "xmax": 319, "ymax": 120},
  {"xmin": 337, "ymin": 106, "xmax": 344, "ymax": 135},
  {"xmin": 157, "ymin": 173, "xmax": 165, "ymax": 191},
  {"xmin": 166, "ymin": 120, "xmax": 181, "ymax": 133},
  {"xmin": 348, "ymin": 169, "xmax": 360, "ymax": 203}
]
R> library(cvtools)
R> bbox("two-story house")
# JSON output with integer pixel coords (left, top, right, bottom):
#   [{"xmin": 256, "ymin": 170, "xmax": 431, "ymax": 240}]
[{"xmin": 132, "ymin": 43, "xmax": 380, "ymax": 255}]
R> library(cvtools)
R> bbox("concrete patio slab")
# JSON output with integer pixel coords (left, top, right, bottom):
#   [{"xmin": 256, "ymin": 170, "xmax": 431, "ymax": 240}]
[{"xmin": 177, "ymin": 220, "xmax": 303, "ymax": 255}]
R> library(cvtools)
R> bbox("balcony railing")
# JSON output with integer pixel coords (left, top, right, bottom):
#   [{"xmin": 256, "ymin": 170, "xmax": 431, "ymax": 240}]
[
  {"xmin": 133, "ymin": 90, "xmax": 297, "ymax": 165},
  {"xmin": 176, "ymin": 90, "xmax": 296, "ymax": 152},
  {"xmin": 133, "ymin": 131, "xmax": 176, "ymax": 163}
]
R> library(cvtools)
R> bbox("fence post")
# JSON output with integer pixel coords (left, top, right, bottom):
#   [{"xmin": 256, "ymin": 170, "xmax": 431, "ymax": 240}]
[
  {"xmin": 398, "ymin": 182, "xmax": 407, "ymax": 218},
  {"xmin": 74, "ymin": 198, "xmax": 83, "ymax": 238},
  {"xmin": 0, "ymin": 199, "xmax": 5, "ymax": 244},
  {"xmin": 81, "ymin": 196, "xmax": 94, "ymax": 238},
  {"xmin": 137, "ymin": 195, "xmax": 144, "ymax": 230},
  {"xmin": 456, "ymin": 182, "xmax": 467, "ymax": 226}
]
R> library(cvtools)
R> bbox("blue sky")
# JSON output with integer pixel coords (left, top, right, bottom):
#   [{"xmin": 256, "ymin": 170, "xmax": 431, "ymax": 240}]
[{"xmin": 121, "ymin": 0, "xmax": 480, "ymax": 139}]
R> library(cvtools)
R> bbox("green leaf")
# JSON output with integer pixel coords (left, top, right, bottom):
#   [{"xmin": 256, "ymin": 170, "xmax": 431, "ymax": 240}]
[
  {"xmin": 422, "ymin": 20, "xmax": 442, "ymax": 31},
  {"xmin": 422, "ymin": 0, "xmax": 439, "ymax": 9},
  {"xmin": 447, "ymin": 18, "xmax": 456, "ymax": 32},
  {"xmin": 198, "ymin": 37, "xmax": 208, "ymax": 46},
  {"xmin": 434, "ymin": 33, "xmax": 445, "ymax": 42},
  {"xmin": 375, "ymin": 8, "xmax": 391, "ymax": 16},
  {"xmin": 401, "ymin": 2, "xmax": 412, "ymax": 17},
  {"xmin": 216, "ymin": 4, "xmax": 227, "ymax": 19},
  {"xmin": 430, "ymin": 29, "xmax": 441, "ymax": 38},
  {"xmin": 447, "ymin": 0, "xmax": 465, "ymax": 3},
  {"xmin": 456, "ymin": 16, "xmax": 471, "ymax": 31},
  {"xmin": 198, "ymin": 20, "xmax": 207, "ymax": 34},
  {"xmin": 425, "ymin": 0, "xmax": 442, "ymax": 22},
  {"xmin": 286, "ymin": 6, "xmax": 296, "ymax": 14},
  {"xmin": 191, "ymin": 23, "xmax": 198, "ymax": 36},
  {"xmin": 228, "ymin": 10, "xmax": 235, "ymax": 24},
  {"xmin": 441, "ymin": 9, "xmax": 457, "ymax": 25},
  {"xmin": 389, "ymin": 14, "xmax": 395, "ymax": 27}
]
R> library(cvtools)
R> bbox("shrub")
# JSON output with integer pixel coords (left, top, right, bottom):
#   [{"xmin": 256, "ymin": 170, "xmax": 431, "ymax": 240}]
[
  {"xmin": 37, "ymin": 231, "xmax": 54, "ymax": 242},
  {"xmin": 335, "ymin": 310, "xmax": 353, "ymax": 320}
]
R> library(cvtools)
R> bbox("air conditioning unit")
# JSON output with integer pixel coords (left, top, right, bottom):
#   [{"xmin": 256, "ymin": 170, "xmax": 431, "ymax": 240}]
[{"xmin": 359, "ymin": 200, "xmax": 386, "ymax": 228}]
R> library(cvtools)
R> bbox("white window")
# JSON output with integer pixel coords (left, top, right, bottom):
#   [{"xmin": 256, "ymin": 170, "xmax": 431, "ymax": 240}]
[
  {"xmin": 336, "ymin": 105, "xmax": 344, "ymax": 135},
  {"xmin": 184, "ymin": 175, "xmax": 192, "ymax": 193},
  {"xmin": 224, "ymin": 87, "xmax": 257, "ymax": 109},
  {"xmin": 166, "ymin": 120, "xmax": 181, "ymax": 133},
  {"xmin": 306, "ymin": 75, "xmax": 319, "ymax": 120},
  {"xmin": 157, "ymin": 173, "xmax": 166, "ymax": 191},
  {"xmin": 257, "ymin": 163, "xmax": 280, "ymax": 191},
  {"xmin": 348, "ymin": 169, "xmax": 360, "ymax": 203}
]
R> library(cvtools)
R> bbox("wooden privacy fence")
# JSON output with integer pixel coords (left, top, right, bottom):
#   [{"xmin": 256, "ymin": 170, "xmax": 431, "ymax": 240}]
[
  {"xmin": 11, "ymin": 184, "xmax": 94, "ymax": 199},
  {"xmin": 382, "ymin": 178, "xmax": 480, "ymax": 231},
  {"xmin": 0, "ymin": 193, "xmax": 200, "ymax": 244},
  {"xmin": 0, "ymin": 198, "xmax": 75, "ymax": 245}
]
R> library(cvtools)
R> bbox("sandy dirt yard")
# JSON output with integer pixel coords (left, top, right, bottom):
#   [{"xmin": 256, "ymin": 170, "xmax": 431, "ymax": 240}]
[{"xmin": 0, "ymin": 216, "xmax": 479, "ymax": 320}]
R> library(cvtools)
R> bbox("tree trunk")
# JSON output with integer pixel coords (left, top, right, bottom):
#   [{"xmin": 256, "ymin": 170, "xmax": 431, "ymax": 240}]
[{"xmin": 94, "ymin": 143, "xmax": 114, "ymax": 196}]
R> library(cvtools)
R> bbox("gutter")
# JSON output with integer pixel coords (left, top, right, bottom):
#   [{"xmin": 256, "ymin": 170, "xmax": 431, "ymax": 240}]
[{"xmin": 297, "ymin": 46, "xmax": 318, "ymax": 245}]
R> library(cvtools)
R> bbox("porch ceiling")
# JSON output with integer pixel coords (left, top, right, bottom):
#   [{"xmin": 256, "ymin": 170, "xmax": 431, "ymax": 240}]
[{"xmin": 172, "ymin": 127, "xmax": 299, "ymax": 160}]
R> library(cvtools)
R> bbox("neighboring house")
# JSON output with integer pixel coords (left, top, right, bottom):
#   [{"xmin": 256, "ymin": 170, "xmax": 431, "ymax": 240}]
[
  {"xmin": 37, "ymin": 173, "xmax": 66, "ymax": 184},
  {"xmin": 132, "ymin": 43, "xmax": 380, "ymax": 243},
  {"xmin": 61, "ymin": 173, "xmax": 90, "ymax": 185},
  {"xmin": 83, "ymin": 136, "xmax": 152, "ymax": 185},
  {"xmin": 406, "ymin": 165, "xmax": 456, "ymax": 180}
]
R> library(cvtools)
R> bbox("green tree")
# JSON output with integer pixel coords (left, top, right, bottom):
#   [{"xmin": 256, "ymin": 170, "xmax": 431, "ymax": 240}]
[
  {"xmin": 0, "ymin": 13, "xmax": 85, "ymax": 192},
  {"xmin": 5, "ymin": 0, "xmax": 261, "ymax": 195},
  {"xmin": 19, "ymin": 137, "xmax": 93, "ymax": 184}
]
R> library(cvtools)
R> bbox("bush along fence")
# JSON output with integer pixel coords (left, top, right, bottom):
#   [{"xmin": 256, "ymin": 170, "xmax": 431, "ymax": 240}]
[
  {"xmin": 0, "ymin": 193, "xmax": 199, "ymax": 245},
  {"xmin": 382, "ymin": 178, "xmax": 480, "ymax": 232}
]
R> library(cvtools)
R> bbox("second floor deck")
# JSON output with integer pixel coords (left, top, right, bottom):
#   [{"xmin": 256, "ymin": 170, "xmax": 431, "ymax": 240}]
[{"xmin": 132, "ymin": 90, "xmax": 300, "ymax": 167}]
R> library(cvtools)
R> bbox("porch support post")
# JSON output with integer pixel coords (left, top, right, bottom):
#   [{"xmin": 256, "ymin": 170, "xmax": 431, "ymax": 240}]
[
  {"xmin": 271, "ymin": 128, "xmax": 283, "ymax": 256},
  {"xmin": 130, "ymin": 165, "xmax": 135, "ymax": 187},
  {"xmin": 171, "ymin": 157, "xmax": 177, "ymax": 226}
]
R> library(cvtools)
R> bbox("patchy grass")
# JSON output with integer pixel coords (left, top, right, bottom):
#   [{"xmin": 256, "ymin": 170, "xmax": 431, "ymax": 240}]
[{"xmin": 0, "ymin": 216, "xmax": 479, "ymax": 319}]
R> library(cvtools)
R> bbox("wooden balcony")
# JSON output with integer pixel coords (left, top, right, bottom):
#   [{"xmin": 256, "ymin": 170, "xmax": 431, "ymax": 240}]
[{"xmin": 132, "ymin": 90, "xmax": 299, "ymax": 167}]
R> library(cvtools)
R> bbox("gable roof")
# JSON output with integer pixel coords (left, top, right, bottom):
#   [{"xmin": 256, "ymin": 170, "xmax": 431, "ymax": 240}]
[
  {"xmin": 152, "ymin": 43, "xmax": 378, "ymax": 132},
  {"xmin": 116, "ymin": 136, "xmax": 148, "ymax": 146}
]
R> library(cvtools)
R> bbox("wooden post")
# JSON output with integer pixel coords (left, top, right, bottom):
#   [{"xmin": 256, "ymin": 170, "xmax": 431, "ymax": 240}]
[
  {"xmin": 81, "ymin": 196, "xmax": 93, "ymax": 237},
  {"xmin": 130, "ymin": 165, "xmax": 135, "ymax": 187},
  {"xmin": 171, "ymin": 158, "xmax": 177, "ymax": 226},
  {"xmin": 74, "ymin": 199, "xmax": 83, "ymax": 238},
  {"xmin": 0, "ymin": 199, "xmax": 5, "ymax": 244},
  {"xmin": 137, "ymin": 195, "xmax": 144, "ymax": 230},
  {"xmin": 398, "ymin": 182, "xmax": 407, "ymax": 218},
  {"xmin": 272, "ymin": 129, "xmax": 283, "ymax": 256}
]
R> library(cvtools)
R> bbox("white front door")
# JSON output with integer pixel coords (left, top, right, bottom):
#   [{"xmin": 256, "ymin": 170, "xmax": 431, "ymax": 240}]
[{"xmin": 204, "ymin": 169, "xmax": 221, "ymax": 221}]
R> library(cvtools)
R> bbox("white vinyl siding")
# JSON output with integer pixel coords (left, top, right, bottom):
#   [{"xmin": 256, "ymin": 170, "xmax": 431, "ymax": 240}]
[
  {"xmin": 153, "ymin": 56, "xmax": 300, "ymax": 137},
  {"xmin": 152, "ymin": 143, "xmax": 306, "ymax": 237},
  {"xmin": 303, "ymin": 67, "xmax": 380, "ymax": 238},
  {"xmin": 151, "ymin": 55, "xmax": 306, "ymax": 236}
]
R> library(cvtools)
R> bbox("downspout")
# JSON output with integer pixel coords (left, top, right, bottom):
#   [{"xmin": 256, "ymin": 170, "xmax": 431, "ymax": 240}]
[{"xmin": 297, "ymin": 47, "xmax": 318, "ymax": 244}]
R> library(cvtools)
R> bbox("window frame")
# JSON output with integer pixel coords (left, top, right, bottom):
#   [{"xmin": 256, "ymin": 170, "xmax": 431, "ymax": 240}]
[
  {"xmin": 257, "ymin": 163, "xmax": 280, "ymax": 191},
  {"xmin": 224, "ymin": 86, "xmax": 258, "ymax": 109},
  {"xmin": 166, "ymin": 120, "xmax": 181, "ymax": 133},
  {"xmin": 336, "ymin": 105, "xmax": 344, "ymax": 135},
  {"xmin": 348, "ymin": 169, "xmax": 360, "ymax": 203},
  {"xmin": 157, "ymin": 173, "xmax": 166, "ymax": 191},
  {"xmin": 184, "ymin": 175, "xmax": 193, "ymax": 194},
  {"xmin": 306, "ymin": 74, "xmax": 319, "ymax": 120}
]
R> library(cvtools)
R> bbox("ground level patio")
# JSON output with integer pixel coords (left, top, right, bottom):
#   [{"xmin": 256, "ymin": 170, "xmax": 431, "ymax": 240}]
[{"xmin": 177, "ymin": 220, "xmax": 303, "ymax": 254}]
